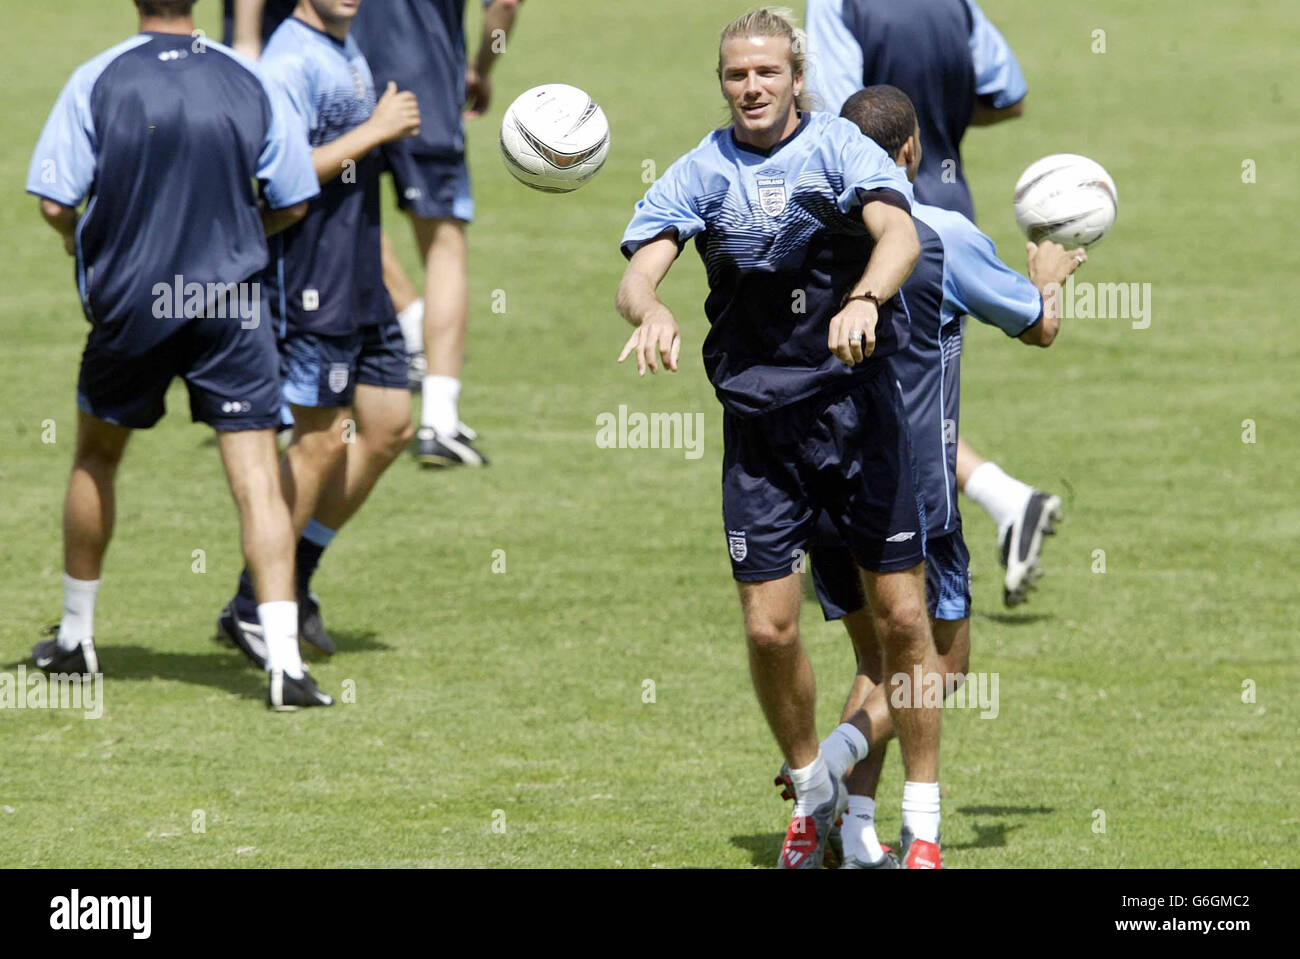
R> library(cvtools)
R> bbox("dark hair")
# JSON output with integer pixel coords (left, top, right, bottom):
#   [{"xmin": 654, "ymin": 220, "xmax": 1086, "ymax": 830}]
[
  {"xmin": 840, "ymin": 85, "xmax": 917, "ymax": 159},
  {"xmin": 136, "ymin": 0, "xmax": 197, "ymax": 18}
]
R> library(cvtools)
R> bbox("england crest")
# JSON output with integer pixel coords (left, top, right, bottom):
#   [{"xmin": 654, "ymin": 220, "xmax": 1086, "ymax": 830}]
[
  {"xmin": 728, "ymin": 530, "xmax": 748, "ymax": 562},
  {"xmin": 757, "ymin": 176, "xmax": 786, "ymax": 216},
  {"xmin": 328, "ymin": 363, "xmax": 350, "ymax": 394}
]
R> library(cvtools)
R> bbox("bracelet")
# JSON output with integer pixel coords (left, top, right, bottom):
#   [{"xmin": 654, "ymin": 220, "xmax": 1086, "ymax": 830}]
[{"xmin": 841, "ymin": 291, "xmax": 881, "ymax": 310}]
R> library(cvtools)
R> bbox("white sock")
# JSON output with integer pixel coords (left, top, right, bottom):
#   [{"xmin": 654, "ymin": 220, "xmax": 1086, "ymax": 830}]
[
  {"xmin": 58, "ymin": 574, "xmax": 99, "ymax": 650},
  {"xmin": 788, "ymin": 751, "xmax": 833, "ymax": 814},
  {"xmin": 820, "ymin": 722, "xmax": 869, "ymax": 781},
  {"xmin": 901, "ymin": 780, "xmax": 941, "ymax": 844},
  {"xmin": 258, "ymin": 601, "xmax": 302, "ymax": 679},
  {"xmin": 964, "ymin": 462, "xmax": 1033, "ymax": 535},
  {"xmin": 842, "ymin": 795, "xmax": 885, "ymax": 863},
  {"xmin": 396, "ymin": 298, "xmax": 425, "ymax": 354},
  {"xmin": 420, "ymin": 375, "xmax": 461, "ymax": 435}
]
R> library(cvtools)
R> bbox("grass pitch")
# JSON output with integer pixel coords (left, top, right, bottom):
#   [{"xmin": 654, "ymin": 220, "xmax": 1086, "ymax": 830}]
[{"xmin": 0, "ymin": 0, "xmax": 1296, "ymax": 867}]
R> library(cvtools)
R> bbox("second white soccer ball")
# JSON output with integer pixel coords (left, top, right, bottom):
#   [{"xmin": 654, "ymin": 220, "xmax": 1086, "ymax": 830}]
[
  {"xmin": 1012, "ymin": 153, "xmax": 1118, "ymax": 247},
  {"xmin": 499, "ymin": 84, "xmax": 610, "ymax": 193}
]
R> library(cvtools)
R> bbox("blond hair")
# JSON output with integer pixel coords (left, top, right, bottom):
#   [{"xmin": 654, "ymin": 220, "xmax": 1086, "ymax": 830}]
[{"xmin": 717, "ymin": 7, "xmax": 813, "ymax": 113}]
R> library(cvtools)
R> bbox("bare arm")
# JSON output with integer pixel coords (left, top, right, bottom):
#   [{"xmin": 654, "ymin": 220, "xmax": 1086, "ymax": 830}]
[
  {"xmin": 828, "ymin": 201, "xmax": 921, "ymax": 365},
  {"xmin": 231, "ymin": 0, "xmax": 267, "ymax": 59},
  {"xmin": 262, "ymin": 200, "xmax": 308, "ymax": 237},
  {"xmin": 311, "ymin": 82, "xmax": 420, "ymax": 184},
  {"xmin": 1019, "ymin": 239, "xmax": 1086, "ymax": 347},
  {"xmin": 465, "ymin": 0, "xmax": 525, "ymax": 118},
  {"xmin": 615, "ymin": 233, "xmax": 681, "ymax": 375},
  {"xmin": 970, "ymin": 96, "xmax": 1025, "ymax": 127},
  {"xmin": 39, "ymin": 199, "xmax": 78, "ymax": 256}
]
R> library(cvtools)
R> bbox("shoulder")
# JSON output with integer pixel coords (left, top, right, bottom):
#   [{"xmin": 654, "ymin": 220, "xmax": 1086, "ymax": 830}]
[
  {"xmin": 71, "ymin": 34, "xmax": 155, "ymax": 94},
  {"xmin": 914, "ymin": 202, "xmax": 987, "ymax": 251}
]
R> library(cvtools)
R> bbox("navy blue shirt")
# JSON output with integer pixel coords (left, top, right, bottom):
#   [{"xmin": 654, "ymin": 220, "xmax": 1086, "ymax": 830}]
[
  {"xmin": 26, "ymin": 33, "xmax": 319, "ymax": 355},
  {"xmin": 807, "ymin": 0, "xmax": 1027, "ymax": 221},
  {"xmin": 622, "ymin": 113, "xmax": 913, "ymax": 418},
  {"xmin": 352, "ymin": 0, "xmax": 475, "ymax": 159},
  {"xmin": 260, "ymin": 17, "xmax": 390, "ymax": 337}
]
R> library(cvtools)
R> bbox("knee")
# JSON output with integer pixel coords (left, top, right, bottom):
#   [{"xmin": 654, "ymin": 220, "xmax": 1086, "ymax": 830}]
[
  {"xmin": 746, "ymin": 615, "xmax": 800, "ymax": 654},
  {"xmin": 368, "ymin": 415, "xmax": 415, "ymax": 463},
  {"xmin": 874, "ymin": 596, "xmax": 927, "ymax": 644}
]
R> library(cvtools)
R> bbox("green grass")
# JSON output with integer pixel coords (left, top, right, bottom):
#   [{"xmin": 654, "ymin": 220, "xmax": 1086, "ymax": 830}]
[{"xmin": 1, "ymin": 0, "xmax": 1296, "ymax": 867}]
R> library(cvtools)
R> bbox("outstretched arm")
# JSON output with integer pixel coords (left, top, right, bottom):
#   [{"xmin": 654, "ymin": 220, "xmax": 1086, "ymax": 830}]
[{"xmin": 615, "ymin": 233, "xmax": 682, "ymax": 376}]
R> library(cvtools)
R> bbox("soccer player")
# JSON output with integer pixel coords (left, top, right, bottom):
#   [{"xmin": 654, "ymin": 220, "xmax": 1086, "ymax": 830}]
[
  {"xmin": 216, "ymin": 0, "xmax": 420, "ymax": 665},
  {"xmin": 783, "ymin": 85, "xmax": 1086, "ymax": 867},
  {"xmin": 616, "ymin": 8, "xmax": 945, "ymax": 870},
  {"xmin": 25, "ymin": 0, "xmax": 324, "ymax": 709},
  {"xmin": 806, "ymin": 0, "xmax": 1058, "ymax": 606},
  {"xmin": 352, "ymin": 0, "xmax": 526, "ymax": 467}
]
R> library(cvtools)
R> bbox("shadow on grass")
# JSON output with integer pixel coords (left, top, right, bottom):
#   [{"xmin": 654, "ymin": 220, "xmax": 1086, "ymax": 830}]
[
  {"xmin": 974, "ymin": 610, "xmax": 1054, "ymax": 626},
  {"xmin": 730, "ymin": 832, "xmax": 784, "ymax": 867},
  {"xmin": 4, "ymin": 630, "xmax": 391, "ymax": 701}
]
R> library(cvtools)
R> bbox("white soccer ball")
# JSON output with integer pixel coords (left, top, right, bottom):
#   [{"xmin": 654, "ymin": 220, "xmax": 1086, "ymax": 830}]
[
  {"xmin": 499, "ymin": 84, "xmax": 610, "ymax": 193},
  {"xmin": 1012, "ymin": 153, "xmax": 1118, "ymax": 247}
]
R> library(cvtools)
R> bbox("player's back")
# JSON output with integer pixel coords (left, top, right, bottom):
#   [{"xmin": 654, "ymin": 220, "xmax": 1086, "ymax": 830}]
[
  {"xmin": 352, "ymin": 0, "xmax": 468, "ymax": 158},
  {"xmin": 41, "ymin": 34, "xmax": 281, "ymax": 356},
  {"xmin": 840, "ymin": 0, "xmax": 975, "ymax": 218}
]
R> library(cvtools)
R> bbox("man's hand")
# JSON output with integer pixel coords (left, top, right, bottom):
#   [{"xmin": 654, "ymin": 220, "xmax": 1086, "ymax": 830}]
[
  {"xmin": 368, "ymin": 82, "xmax": 421, "ymax": 143},
  {"xmin": 828, "ymin": 297, "xmax": 878, "ymax": 366},
  {"xmin": 618, "ymin": 306, "xmax": 681, "ymax": 376},
  {"xmin": 464, "ymin": 66, "xmax": 490, "ymax": 118},
  {"xmin": 1027, "ymin": 239, "xmax": 1086, "ymax": 289},
  {"xmin": 1020, "ymin": 240, "xmax": 1087, "ymax": 347}
]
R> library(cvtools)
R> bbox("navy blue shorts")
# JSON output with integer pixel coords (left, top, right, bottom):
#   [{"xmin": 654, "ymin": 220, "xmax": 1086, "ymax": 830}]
[
  {"xmin": 77, "ymin": 308, "xmax": 280, "ymax": 432},
  {"xmin": 280, "ymin": 314, "xmax": 409, "ymax": 409},
  {"xmin": 810, "ymin": 518, "xmax": 972, "ymax": 621},
  {"xmin": 722, "ymin": 365, "xmax": 926, "ymax": 581},
  {"xmin": 381, "ymin": 145, "xmax": 474, "ymax": 222}
]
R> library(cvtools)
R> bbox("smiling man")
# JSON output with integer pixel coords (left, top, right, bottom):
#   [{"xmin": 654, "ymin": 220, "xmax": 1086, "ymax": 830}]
[{"xmin": 615, "ymin": 7, "xmax": 944, "ymax": 869}]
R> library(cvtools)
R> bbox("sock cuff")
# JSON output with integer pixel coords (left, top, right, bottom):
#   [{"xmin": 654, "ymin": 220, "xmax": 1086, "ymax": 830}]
[
  {"xmin": 302, "ymin": 519, "xmax": 337, "ymax": 548},
  {"xmin": 397, "ymin": 299, "xmax": 425, "ymax": 322},
  {"xmin": 902, "ymin": 780, "xmax": 942, "ymax": 812},
  {"xmin": 833, "ymin": 722, "xmax": 869, "ymax": 763},
  {"xmin": 847, "ymin": 795, "xmax": 876, "ymax": 818},
  {"xmin": 62, "ymin": 573, "xmax": 100, "ymax": 593}
]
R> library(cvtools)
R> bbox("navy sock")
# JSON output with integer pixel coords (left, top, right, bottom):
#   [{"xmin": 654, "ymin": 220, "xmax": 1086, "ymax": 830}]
[
  {"xmin": 233, "ymin": 568, "xmax": 258, "ymax": 622},
  {"xmin": 296, "ymin": 519, "xmax": 337, "ymax": 594}
]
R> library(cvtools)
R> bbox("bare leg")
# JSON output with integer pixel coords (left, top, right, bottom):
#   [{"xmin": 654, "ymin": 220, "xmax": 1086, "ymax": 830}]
[
  {"xmin": 313, "ymin": 385, "xmax": 414, "ymax": 531},
  {"xmin": 280, "ymin": 404, "xmax": 351, "ymax": 538},
  {"xmin": 738, "ymin": 574, "xmax": 818, "ymax": 768},
  {"xmin": 860, "ymin": 564, "xmax": 940, "ymax": 783},
  {"xmin": 412, "ymin": 216, "xmax": 468, "ymax": 381},
  {"xmin": 63, "ymin": 411, "xmax": 131, "ymax": 581},
  {"xmin": 381, "ymin": 233, "xmax": 419, "ymax": 315},
  {"xmin": 215, "ymin": 429, "xmax": 295, "ymax": 604},
  {"xmin": 955, "ymin": 436, "xmax": 986, "ymax": 492}
]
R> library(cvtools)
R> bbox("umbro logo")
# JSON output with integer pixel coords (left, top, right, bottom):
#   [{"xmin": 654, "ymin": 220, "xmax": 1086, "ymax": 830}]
[{"xmin": 885, "ymin": 531, "xmax": 916, "ymax": 543}]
